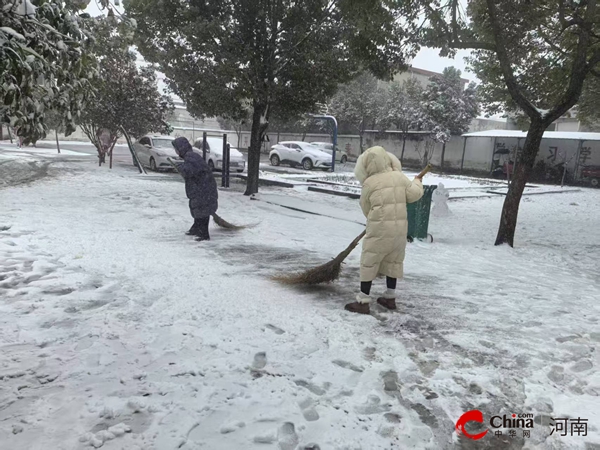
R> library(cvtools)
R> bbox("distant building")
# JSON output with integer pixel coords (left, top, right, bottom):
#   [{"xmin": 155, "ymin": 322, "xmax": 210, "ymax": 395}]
[
  {"xmin": 392, "ymin": 66, "xmax": 470, "ymax": 88},
  {"xmin": 469, "ymin": 117, "xmax": 507, "ymax": 132},
  {"xmin": 506, "ymin": 106, "xmax": 600, "ymax": 132}
]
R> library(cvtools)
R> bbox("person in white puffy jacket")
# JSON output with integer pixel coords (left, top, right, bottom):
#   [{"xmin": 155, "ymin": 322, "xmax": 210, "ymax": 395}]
[{"xmin": 345, "ymin": 146, "xmax": 424, "ymax": 314}]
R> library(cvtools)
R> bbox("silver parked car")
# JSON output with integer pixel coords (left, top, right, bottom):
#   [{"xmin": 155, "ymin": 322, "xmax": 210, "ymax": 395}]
[
  {"xmin": 133, "ymin": 136, "xmax": 181, "ymax": 171},
  {"xmin": 310, "ymin": 142, "xmax": 348, "ymax": 164},
  {"xmin": 193, "ymin": 137, "xmax": 246, "ymax": 173}
]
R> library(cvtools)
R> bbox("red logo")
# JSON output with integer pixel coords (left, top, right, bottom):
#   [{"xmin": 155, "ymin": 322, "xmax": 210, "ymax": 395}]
[{"xmin": 456, "ymin": 410, "xmax": 489, "ymax": 440}]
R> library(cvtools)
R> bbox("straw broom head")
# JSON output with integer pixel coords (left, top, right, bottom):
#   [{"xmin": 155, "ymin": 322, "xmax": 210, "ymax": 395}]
[
  {"xmin": 211, "ymin": 213, "xmax": 249, "ymax": 230},
  {"xmin": 273, "ymin": 230, "xmax": 366, "ymax": 285}
]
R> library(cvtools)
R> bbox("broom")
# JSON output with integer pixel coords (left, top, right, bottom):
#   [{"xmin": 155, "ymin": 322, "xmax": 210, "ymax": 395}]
[
  {"xmin": 168, "ymin": 157, "xmax": 248, "ymax": 230},
  {"xmin": 273, "ymin": 163, "xmax": 432, "ymax": 285}
]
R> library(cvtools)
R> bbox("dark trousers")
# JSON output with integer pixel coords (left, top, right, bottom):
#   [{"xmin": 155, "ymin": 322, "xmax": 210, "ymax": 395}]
[
  {"xmin": 190, "ymin": 217, "xmax": 210, "ymax": 239},
  {"xmin": 361, "ymin": 277, "xmax": 396, "ymax": 295}
]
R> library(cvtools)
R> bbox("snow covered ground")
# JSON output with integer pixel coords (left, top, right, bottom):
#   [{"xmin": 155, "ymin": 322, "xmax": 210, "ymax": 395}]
[
  {"xmin": 0, "ymin": 153, "xmax": 599, "ymax": 450},
  {"xmin": 0, "ymin": 142, "xmax": 95, "ymax": 158}
]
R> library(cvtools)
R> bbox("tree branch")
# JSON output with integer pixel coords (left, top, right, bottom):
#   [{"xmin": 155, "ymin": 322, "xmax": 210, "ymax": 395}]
[
  {"xmin": 274, "ymin": 0, "xmax": 337, "ymax": 77},
  {"xmin": 485, "ymin": 0, "xmax": 541, "ymax": 119},
  {"xmin": 426, "ymin": 2, "xmax": 496, "ymax": 52},
  {"xmin": 545, "ymin": 0, "xmax": 598, "ymax": 123},
  {"xmin": 450, "ymin": 40, "xmax": 496, "ymax": 51},
  {"xmin": 451, "ymin": 0, "xmax": 459, "ymax": 42},
  {"xmin": 537, "ymin": 26, "xmax": 569, "ymax": 57},
  {"xmin": 590, "ymin": 68, "xmax": 600, "ymax": 77}
]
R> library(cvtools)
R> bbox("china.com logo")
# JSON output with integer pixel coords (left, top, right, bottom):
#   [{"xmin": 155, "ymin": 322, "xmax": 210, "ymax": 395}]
[{"xmin": 456, "ymin": 409, "xmax": 534, "ymax": 440}]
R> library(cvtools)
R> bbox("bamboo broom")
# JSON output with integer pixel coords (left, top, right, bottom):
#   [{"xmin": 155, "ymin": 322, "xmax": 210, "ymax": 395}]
[
  {"xmin": 274, "ymin": 163, "xmax": 432, "ymax": 285},
  {"xmin": 168, "ymin": 157, "xmax": 248, "ymax": 230}
]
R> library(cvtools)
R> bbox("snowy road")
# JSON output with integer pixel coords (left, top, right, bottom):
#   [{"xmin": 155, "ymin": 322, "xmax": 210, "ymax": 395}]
[{"xmin": 0, "ymin": 157, "xmax": 599, "ymax": 449}]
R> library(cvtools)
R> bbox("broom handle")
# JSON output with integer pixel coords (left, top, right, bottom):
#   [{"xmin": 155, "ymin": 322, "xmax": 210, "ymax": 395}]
[
  {"xmin": 416, "ymin": 163, "xmax": 432, "ymax": 179},
  {"xmin": 352, "ymin": 230, "xmax": 367, "ymax": 247},
  {"xmin": 168, "ymin": 157, "xmax": 181, "ymax": 175}
]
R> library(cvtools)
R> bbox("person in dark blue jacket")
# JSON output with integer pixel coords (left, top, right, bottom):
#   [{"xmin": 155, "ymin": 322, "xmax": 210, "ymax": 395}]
[{"xmin": 172, "ymin": 137, "xmax": 218, "ymax": 241}]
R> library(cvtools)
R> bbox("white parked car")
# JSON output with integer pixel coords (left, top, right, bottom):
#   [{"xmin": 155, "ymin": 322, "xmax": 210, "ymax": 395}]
[
  {"xmin": 134, "ymin": 135, "xmax": 181, "ymax": 171},
  {"xmin": 269, "ymin": 141, "xmax": 333, "ymax": 170},
  {"xmin": 310, "ymin": 142, "xmax": 348, "ymax": 164},
  {"xmin": 193, "ymin": 137, "xmax": 246, "ymax": 173}
]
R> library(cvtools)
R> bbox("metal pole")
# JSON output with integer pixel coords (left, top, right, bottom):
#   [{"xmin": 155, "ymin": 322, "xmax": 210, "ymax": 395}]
[
  {"xmin": 202, "ymin": 132, "xmax": 207, "ymax": 161},
  {"xmin": 222, "ymin": 134, "xmax": 229, "ymax": 187},
  {"xmin": 490, "ymin": 137, "xmax": 497, "ymax": 175},
  {"xmin": 331, "ymin": 117, "xmax": 338, "ymax": 172},
  {"xmin": 573, "ymin": 140, "xmax": 583, "ymax": 183},
  {"xmin": 460, "ymin": 137, "xmax": 467, "ymax": 173},
  {"xmin": 226, "ymin": 143, "xmax": 231, "ymax": 187},
  {"xmin": 515, "ymin": 138, "xmax": 522, "ymax": 175},
  {"xmin": 222, "ymin": 135, "xmax": 226, "ymax": 187},
  {"xmin": 192, "ymin": 121, "xmax": 195, "ymax": 142}
]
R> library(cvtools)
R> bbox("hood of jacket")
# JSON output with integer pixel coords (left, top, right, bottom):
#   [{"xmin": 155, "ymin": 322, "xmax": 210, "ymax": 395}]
[
  {"xmin": 172, "ymin": 137, "xmax": 193, "ymax": 158},
  {"xmin": 354, "ymin": 146, "xmax": 402, "ymax": 185}
]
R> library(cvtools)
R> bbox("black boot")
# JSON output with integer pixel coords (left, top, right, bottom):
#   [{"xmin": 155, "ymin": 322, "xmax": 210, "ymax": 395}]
[
  {"xmin": 194, "ymin": 217, "xmax": 210, "ymax": 241},
  {"xmin": 186, "ymin": 219, "xmax": 202, "ymax": 236}
]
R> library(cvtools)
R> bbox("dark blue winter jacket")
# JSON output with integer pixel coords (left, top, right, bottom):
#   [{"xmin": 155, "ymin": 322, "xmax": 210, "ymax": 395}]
[{"xmin": 172, "ymin": 137, "xmax": 218, "ymax": 218}]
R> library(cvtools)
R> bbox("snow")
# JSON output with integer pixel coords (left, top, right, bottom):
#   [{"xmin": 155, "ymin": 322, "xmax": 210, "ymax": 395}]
[
  {"xmin": 0, "ymin": 154, "xmax": 51, "ymax": 187},
  {"xmin": 0, "ymin": 26, "xmax": 26, "ymax": 41},
  {"xmin": 0, "ymin": 144, "xmax": 92, "ymax": 157},
  {"xmin": 0, "ymin": 153, "xmax": 599, "ymax": 449},
  {"xmin": 13, "ymin": 0, "xmax": 37, "ymax": 17},
  {"xmin": 463, "ymin": 130, "xmax": 600, "ymax": 141}
]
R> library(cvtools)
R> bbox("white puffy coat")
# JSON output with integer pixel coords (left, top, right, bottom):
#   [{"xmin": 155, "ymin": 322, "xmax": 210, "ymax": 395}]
[{"xmin": 354, "ymin": 146, "xmax": 423, "ymax": 281}]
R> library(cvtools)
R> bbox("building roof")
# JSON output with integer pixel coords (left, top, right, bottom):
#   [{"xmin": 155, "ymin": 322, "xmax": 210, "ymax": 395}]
[
  {"xmin": 462, "ymin": 130, "xmax": 600, "ymax": 141},
  {"xmin": 407, "ymin": 67, "xmax": 470, "ymax": 85}
]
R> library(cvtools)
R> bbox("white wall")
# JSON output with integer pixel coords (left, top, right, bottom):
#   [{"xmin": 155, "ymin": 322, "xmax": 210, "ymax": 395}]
[
  {"xmin": 478, "ymin": 138, "xmax": 600, "ymax": 178},
  {"xmin": 361, "ymin": 132, "xmax": 495, "ymax": 171}
]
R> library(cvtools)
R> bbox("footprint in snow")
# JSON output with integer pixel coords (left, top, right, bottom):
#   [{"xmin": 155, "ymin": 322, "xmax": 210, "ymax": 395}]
[
  {"xmin": 220, "ymin": 421, "xmax": 245, "ymax": 434},
  {"xmin": 354, "ymin": 395, "xmax": 392, "ymax": 415},
  {"xmin": 332, "ymin": 360, "xmax": 363, "ymax": 373},
  {"xmin": 265, "ymin": 324, "xmax": 285, "ymax": 335},
  {"xmin": 277, "ymin": 422, "xmax": 299, "ymax": 450},
  {"xmin": 547, "ymin": 365, "xmax": 565, "ymax": 383},
  {"xmin": 381, "ymin": 370, "xmax": 400, "ymax": 393},
  {"xmin": 252, "ymin": 352, "xmax": 267, "ymax": 369},
  {"xmin": 298, "ymin": 398, "xmax": 319, "ymax": 422},
  {"xmin": 570, "ymin": 359, "xmax": 593, "ymax": 373},
  {"xmin": 294, "ymin": 380, "xmax": 326, "ymax": 396}
]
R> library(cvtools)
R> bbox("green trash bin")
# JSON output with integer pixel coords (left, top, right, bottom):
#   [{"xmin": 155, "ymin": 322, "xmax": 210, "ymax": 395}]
[{"xmin": 407, "ymin": 185, "xmax": 436, "ymax": 242}]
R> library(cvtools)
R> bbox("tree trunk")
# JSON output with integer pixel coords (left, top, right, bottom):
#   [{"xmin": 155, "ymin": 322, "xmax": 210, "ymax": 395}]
[
  {"xmin": 55, "ymin": 130, "xmax": 60, "ymax": 154},
  {"xmin": 401, "ymin": 134, "xmax": 407, "ymax": 164},
  {"xmin": 495, "ymin": 119, "xmax": 545, "ymax": 247},
  {"xmin": 108, "ymin": 136, "xmax": 118, "ymax": 169},
  {"xmin": 440, "ymin": 142, "xmax": 446, "ymax": 172},
  {"xmin": 244, "ymin": 104, "xmax": 268, "ymax": 196}
]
